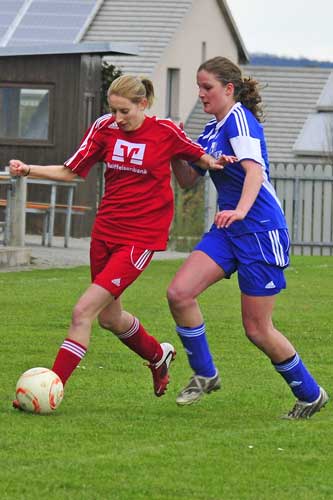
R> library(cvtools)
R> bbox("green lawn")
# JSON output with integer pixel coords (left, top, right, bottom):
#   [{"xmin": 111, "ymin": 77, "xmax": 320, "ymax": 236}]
[{"xmin": 1, "ymin": 256, "xmax": 332, "ymax": 500}]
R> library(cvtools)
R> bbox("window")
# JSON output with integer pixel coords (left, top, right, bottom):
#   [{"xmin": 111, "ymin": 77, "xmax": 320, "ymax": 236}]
[
  {"xmin": 166, "ymin": 68, "xmax": 180, "ymax": 120},
  {"xmin": 0, "ymin": 84, "xmax": 53, "ymax": 144}
]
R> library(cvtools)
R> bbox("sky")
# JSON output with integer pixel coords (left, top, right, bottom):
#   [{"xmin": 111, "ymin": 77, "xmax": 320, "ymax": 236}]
[{"xmin": 227, "ymin": 0, "xmax": 333, "ymax": 61}]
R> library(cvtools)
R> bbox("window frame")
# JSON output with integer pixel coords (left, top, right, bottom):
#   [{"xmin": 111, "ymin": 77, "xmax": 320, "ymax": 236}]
[
  {"xmin": 0, "ymin": 82, "xmax": 55, "ymax": 146},
  {"xmin": 166, "ymin": 68, "xmax": 180, "ymax": 121}
]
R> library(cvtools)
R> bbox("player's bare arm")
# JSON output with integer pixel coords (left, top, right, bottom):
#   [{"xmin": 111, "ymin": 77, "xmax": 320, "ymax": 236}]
[
  {"xmin": 171, "ymin": 158, "xmax": 200, "ymax": 188},
  {"xmin": 172, "ymin": 153, "xmax": 238, "ymax": 189},
  {"xmin": 9, "ymin": 159, "xmax": 78, "ymax": 182},
  {"xmin": 214, "ymin": 160, "xmax": 264, "ymax": 228}
]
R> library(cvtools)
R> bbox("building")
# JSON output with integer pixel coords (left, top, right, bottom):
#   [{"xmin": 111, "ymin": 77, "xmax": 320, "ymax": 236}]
[
  {"xmin": 0, "ymin": 42, "xmax": 137, "ymax": 236},
  {"xmin": 0, "ymin": 0, "xmax": 248, "ymax": 239},
  {"xmin": 82, "ymin": 0, "xmax": 248, "ymax": 120},
  {"xmin": 186, "ymin": 60, "xmax": 333, "ymax": 165}
]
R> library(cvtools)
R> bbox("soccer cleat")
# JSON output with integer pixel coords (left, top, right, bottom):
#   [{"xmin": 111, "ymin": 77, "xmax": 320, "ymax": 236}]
[
  {"xmin": 283, "ymin": 386, "xmax": 329, "ymax": 419},
  {"xmin": 176, "ymin": 371, "xmax": 221, "ymax": 406},
  {"xmin": 147, "ymin": 342, "xmax": 176, "ymax": 397}
]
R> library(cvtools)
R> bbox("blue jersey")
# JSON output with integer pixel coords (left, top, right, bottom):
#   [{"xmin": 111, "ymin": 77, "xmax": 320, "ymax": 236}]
[{"xmin": 195, "ymin": 102, "xmax": 287, "ymax": 236}]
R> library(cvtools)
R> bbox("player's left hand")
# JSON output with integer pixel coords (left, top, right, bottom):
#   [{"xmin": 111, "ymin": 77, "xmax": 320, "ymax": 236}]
[{"xmin": 214, "ymin": 208, "xmax": 246, "ymax": 228}]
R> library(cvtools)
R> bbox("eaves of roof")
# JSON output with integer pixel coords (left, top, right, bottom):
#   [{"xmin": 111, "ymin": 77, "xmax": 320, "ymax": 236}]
[
  {"xmin": 0, "ymin": 41, "xmax": 138, "ymax": 58},
  {"xmin": 216, "ymin": 0, "xmax": 249, "ymax": 64}
]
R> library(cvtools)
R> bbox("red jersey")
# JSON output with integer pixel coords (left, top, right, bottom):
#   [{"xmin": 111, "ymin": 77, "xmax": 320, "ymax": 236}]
[{"xmin": 65, "ymin": 114, "xmax": 205, "ymax": 250}]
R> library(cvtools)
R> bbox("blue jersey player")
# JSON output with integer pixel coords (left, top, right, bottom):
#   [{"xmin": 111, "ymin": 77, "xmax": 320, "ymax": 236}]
[{"xmin": 168, "ymin": 56, "xmax": 328, "ymax": 419}]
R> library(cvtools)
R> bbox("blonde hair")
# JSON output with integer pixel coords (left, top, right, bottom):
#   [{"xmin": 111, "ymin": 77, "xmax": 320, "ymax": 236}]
[
  {"xmin": 108, "ymin": 75, "xmax": 155, "ymax": 108},
  {"xmin": 198, "ymin": 57, "xmax": 263, "ymax": 121}
]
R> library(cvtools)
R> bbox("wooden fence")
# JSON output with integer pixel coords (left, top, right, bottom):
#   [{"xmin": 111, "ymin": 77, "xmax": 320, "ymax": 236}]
[
  {"xmin": 270, "ymin": 163, "xmax": 333, "ymax": 256},
  {"xmin": 174, "ymin": 162, "xmax": 333, "ymax": 255}
]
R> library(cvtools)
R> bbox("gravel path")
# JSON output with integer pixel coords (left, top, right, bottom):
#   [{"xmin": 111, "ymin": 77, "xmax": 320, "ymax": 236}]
[{"xmin": 0, "ymin": 235, "xmax": 189, "ymax": 272}]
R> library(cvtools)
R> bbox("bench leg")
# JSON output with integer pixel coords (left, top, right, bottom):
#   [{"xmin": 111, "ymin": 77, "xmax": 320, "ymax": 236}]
[
  {"xmin": 64, "ymin": 187, "xmax": 74, "ymax": 248},
  {"xmin": 4, "ymin": 185, "xmax": 11, "ymax": 245},
  {"xmin": 42, "ymin": 211, "xmax": 50, "ymax": 246}
]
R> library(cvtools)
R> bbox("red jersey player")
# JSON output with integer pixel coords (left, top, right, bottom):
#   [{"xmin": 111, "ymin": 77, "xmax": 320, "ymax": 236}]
[{"xmin": 9, "ymin": 74, "xmax": 235, "ymax": 410}]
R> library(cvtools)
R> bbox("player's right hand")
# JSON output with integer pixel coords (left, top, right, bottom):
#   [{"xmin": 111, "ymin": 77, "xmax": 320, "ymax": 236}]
[
  {"xmin": 217, "ymin": 154, "xmax": 238, "ymax": 166},
  {"xmin": 9, "ymin": 159, "xmax": 29, "ymax": 177}
]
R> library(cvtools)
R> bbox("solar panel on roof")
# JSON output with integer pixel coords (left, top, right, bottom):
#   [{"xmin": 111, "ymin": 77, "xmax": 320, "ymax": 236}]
[
  {"xmin": 0, "ymin": 0, "xmax": 98, "ymax": 46},
  {"xmin": 0, "ymin": 0, "xmax": 25, "ymax": 46},
  {"xmin": 11, "ymin": 26, "xmax": 84, "ymax": 44},
  {"xmin": 28, "ymin": 1, "xmax": 95, "ymax": 16},
  {"xmin": 0, "ymin": 0, "xmax": 25, "ymax": 11}
]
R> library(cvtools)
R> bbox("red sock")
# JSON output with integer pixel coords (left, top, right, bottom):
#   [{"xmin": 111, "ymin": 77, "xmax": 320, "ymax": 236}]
[
  {"xmin": 52, "ymin": 338, "xmax": 87, "ymax": 386},
  {"xmin": 118, "ymin": 317, "xmax": 162, "ymax": 363}
]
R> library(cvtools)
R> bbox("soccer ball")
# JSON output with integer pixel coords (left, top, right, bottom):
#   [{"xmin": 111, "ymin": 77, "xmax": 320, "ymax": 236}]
[{"xmin": 15, "ymin": 367, "xmax": 64, "ymax": 414}]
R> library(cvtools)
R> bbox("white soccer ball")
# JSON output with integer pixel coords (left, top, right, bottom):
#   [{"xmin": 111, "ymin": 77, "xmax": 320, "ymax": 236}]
[{"xmin": 15, "ymin": 367, "xmax": 64, "ymax": 414}]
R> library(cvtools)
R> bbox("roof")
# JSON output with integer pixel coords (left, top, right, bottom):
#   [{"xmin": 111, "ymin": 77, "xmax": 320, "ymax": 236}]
[
  {"xmin": 293, "ymin": 71, "xmax": 333, "ymax": 157},
  {"xmin": 82, "ymin": 0, "xmax": 248, "ymax": 75},
  {"xmin": 82, "ymin": 0, "xmax": 193, "ymax": 74},
  {"xmin": 0, "ymin": 0, "xmax": 248, "ymax": 74},
  {"xmin": 317, "ymin": 72, "xmax": 333, "ymax": 111},
  {"xmin": 216, "ymin": 0, "xmax": 248, "ymax": 64},
  {"xmin": 186, "ymin": 65, "xmax": 332, "ymax": 164},
  {"xmin": 0, "ymin": 0, "xmax": 102, "ymax": 46},
  {"xmin": 293, "ymin": 112, "xmax": 333, "ymax": 157},
  {"xmin": 0, "ymin": 41, "xmax": 138, "ymax": 57}
]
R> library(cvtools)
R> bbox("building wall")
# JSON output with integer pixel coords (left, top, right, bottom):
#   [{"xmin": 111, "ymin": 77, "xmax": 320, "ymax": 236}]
[
  {"xmin": 0, "ymin": 54, "xmax": 81, "ymax": 166},
  {"xmin": 0, "ymin": 53, "xmax": 102, "ymax": 237},
  {"xmin": 83, "ymin": 0, "xmax": 242, "ymax": 123},
  {"xmin": 150, "ymin": 0, "xmax": 239, "ymax": 121}
]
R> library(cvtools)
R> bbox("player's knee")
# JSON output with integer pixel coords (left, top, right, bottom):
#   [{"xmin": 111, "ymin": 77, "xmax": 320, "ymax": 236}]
[
  {"xmin": 242, "ymin": 316, "xmax": 265, "ymax": 345},
  {"xmin": 167, "ymin": 282, "xmax": 191, "ymax": 309},
  {"xmin": 98, "ymin": 313, "xmax": 119, "ymax": 333},
  {"xmin": 98, "ymin": 314, "xmax": 112, "ymax": 331},
  {"xmin": 71, "ymin": 302, "xmax": 92, "ymax": 329},
  {"xmin": 243, "ymin": 317, "xmax": 260, "ymax": 344}
]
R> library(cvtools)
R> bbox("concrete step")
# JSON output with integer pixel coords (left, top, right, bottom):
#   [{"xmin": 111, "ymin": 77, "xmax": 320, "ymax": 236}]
[{"xmin": 0, "ymin": 246, "xmax": 31, "ymax": 268}]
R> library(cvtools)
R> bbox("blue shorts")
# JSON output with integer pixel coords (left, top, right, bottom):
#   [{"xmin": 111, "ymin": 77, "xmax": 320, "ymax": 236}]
[{"xmin": 194, "ymin": 226, "xmax": 290, "ymax": 296}]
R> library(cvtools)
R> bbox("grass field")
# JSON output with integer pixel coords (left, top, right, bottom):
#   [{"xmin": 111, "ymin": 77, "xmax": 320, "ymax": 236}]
[{"xmin": 1, "ymin": 256, "xmax": 333, "ymax": 500}]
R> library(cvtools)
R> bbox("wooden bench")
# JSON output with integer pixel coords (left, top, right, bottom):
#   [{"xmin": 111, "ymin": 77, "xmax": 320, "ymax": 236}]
[{"xmin": 0, "ymin": 199, "xmax": 91, "ymax": 247}]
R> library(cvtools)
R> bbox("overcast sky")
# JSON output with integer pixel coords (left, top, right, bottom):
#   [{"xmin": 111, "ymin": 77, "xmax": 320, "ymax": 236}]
[{"xmin": 227, "ymin": 0, "xmax": 333, "ymax": 61}]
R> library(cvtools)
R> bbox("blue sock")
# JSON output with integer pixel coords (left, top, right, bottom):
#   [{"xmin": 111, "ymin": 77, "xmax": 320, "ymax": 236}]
[
  {"xmin": 176, "ymin": 323, "xmax": 216, "ymax": 377},
  {"xmin": 274, "ymin": 353, "xmax": 320, "ymax": 402}
]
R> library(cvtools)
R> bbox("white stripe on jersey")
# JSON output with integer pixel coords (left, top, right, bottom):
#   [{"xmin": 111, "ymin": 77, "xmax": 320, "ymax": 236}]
[
  {"xmin": 65, "ymin": 114, "xmax": 112, "ymax": 168},
  {"xmin": 233, "ymin": 106, "xmax": 250, "ymax": 135},
  {"xmin": 233, "ymin": 105, "xmax": 250, "ymax": 136},
  {"xmin": 201, "ymin": 126, "xmax": 218, "ymax": 142},
  {"xmin": 230, "ymin": 103, "xmax": 285, "ymax": 215},
  {"xmin": 261, "ymin": 174, "xmax": 283, "ymax": 209},
  {"xmin": 158, "ymin": 120, "xmax": 203, "ymax": 151},
  {"xmin": 198, "ymin": 118, "xmax": 217, "ymax": 141},
  {"xmin": 233, "ymin": 107, "xmax": 245, "ymax": 136}
]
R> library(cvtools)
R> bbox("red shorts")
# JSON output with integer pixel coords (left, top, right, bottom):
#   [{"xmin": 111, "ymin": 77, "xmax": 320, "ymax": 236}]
[{"xmin": 90, "ymin": 238, "xmax": 154, "ymax": 298}]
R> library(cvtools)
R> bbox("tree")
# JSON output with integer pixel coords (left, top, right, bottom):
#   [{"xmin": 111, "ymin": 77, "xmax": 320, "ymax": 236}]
[{"xmin": 101, "ymin": 61, "xmax": 122, "ymax": 114}]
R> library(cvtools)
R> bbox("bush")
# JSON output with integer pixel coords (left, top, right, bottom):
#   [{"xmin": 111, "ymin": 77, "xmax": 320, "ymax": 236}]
[{"xmin": 101, "ymin": 61, "xmax": 122, "ymax": 113}]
